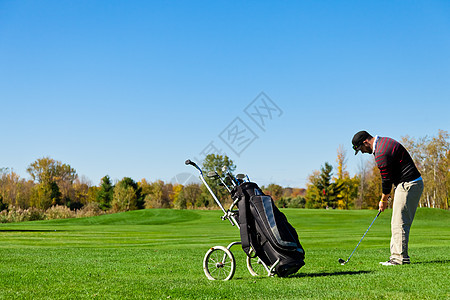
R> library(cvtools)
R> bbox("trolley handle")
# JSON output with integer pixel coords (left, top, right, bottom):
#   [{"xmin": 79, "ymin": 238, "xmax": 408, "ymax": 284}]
[
  {"xmin": 185, "ymin": 159, "xmax": 202, "ymax": 174},
  {"xmin": 184, "ymin": 159, "xmax": 195, "ymax": 166}
]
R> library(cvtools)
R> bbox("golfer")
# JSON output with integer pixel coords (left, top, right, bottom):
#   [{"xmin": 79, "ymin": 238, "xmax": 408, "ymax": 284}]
[{"xmin": 352, "ymin": 130, "xmax": 424, "ymax": 266}]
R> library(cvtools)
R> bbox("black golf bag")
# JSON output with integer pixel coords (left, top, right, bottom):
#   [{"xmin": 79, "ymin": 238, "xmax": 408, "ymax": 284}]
[{"xmin": 232, "ymin": 182, "xmax": 305, "ymax": 277}]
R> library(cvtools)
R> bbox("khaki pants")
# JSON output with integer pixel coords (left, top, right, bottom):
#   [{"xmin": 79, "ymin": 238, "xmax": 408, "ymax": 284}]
[{"xmin": 390, "ymin": 179, "xmax": 424, "ymax": 264}]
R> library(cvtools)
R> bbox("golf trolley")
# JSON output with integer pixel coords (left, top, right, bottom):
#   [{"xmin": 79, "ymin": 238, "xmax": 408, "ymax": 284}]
[{"xmin": 185, "ymin": 159, "xmax": 279, "ymax": 281}]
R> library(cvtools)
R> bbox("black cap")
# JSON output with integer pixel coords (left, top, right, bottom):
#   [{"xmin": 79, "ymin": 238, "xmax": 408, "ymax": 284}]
[{"xmin": 352, "ymin": 131, "xmax": 371, "ymax": 155}]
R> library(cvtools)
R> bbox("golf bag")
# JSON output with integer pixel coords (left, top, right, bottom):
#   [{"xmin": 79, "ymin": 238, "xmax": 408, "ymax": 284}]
[{"xmin": 232, "ymin": 182, "xmax": 305, "ymax": 277}]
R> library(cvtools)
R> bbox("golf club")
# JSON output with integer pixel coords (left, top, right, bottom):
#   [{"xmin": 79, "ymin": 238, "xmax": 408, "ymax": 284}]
[{"xmin": 339, "ymin": 210, "xmax": 381, "ymax": 265}]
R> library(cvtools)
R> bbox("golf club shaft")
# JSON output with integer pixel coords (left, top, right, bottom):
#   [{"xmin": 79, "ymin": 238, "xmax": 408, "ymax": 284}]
[{"xmin": 345, "ymin": 210, "xmax": 381, "ymax": 263}]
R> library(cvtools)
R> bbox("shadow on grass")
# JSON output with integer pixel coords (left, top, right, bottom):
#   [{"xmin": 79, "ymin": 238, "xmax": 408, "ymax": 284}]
[
  {"xmin": 291, "ymin": 270, "xmax": 372, "ymax": 278},
  {"xmin": 232, "ymin": 270, "xmax": 372, "ymax": 281},
  {"xmin": 0, "ymin": 229, "xmax": 65, "ymax": 232},
  {"xmin": 413, "ymin": 260, "xmax": 450, "ymax": 265}
]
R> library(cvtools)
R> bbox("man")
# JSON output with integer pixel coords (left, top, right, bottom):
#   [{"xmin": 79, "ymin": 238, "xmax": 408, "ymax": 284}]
[{"xmin": 352, "ymin": 130, "xmax": 424, "ymax": 265}]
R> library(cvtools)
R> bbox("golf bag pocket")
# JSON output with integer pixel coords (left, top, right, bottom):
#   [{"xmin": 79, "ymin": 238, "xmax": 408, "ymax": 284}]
[{"xmin": 249, "ymin": 195, "xmax": 302, "ymax": 252}]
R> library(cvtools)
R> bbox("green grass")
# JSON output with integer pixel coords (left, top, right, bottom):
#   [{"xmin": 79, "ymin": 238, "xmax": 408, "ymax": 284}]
[{"xmin": 0, "ymin": 208, "xmax": 449, "ymax": 299}]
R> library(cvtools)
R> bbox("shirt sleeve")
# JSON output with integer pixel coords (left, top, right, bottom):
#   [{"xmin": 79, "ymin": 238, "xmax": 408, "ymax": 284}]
[{"xmin": 375, "ymin": 155, "xmax": 393, "ymax": 194}]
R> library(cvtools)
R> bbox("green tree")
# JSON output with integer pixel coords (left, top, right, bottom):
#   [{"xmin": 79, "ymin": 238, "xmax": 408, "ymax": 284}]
[
  {"xmin": 97, "ymin": 175, "xmax": 114, "ymax": 210},
  {"xmin": 317, "ymin": 162, "xmax": 344, "ymax": 208},
  {"xmin": 202, "ymin": 154, "xmax": 236, "ymax": 176},
  {"xmin": 200, "ymin": 154, "xmax": 236, "ymax": 208},
  {"xmin": 278, "ymin": 196, "xmax": 306, "ymax": 208},
  {"xmin": 305, "ymin": 162, "xmax": 344, "ymax": 209}
]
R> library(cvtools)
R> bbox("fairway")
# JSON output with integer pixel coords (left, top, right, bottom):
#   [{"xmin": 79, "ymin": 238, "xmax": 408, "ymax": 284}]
[{"xmin": 0, "ymin": 208, "xmax": 449, "ymax": 299}]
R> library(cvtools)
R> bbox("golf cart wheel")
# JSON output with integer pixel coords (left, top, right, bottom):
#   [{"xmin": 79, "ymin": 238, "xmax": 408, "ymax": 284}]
[
  {"xmin": 203, "ymin": 246, "xmax": 236, "ymax": 281},
  {"xmin": 246, "ymin": 248, "xmax": 267, "ymax": 277}
]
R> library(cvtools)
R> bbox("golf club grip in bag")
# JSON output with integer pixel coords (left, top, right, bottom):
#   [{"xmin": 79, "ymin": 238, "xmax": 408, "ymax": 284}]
[{"xmin": 232, "ymin": 182, "xmax": 305, "ymax": 277}]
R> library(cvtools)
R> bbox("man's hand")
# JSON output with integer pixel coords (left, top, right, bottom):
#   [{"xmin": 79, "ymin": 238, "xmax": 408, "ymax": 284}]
[
  {"xmin": 379, "ymin": 200, "xmax": 388, "ymax": 212},
  {"xmin": 379, "ymin": 194, "xmax": 390, "ymax": 212}
]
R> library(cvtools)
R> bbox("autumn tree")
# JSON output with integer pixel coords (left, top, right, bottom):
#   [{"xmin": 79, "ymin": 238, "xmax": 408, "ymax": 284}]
[
  {"xmin": 111, "ymin": 177, "xmax": 142, "ymax": 212},
  {"xmin": 27, "ymin": 157, "xmax": 78, "ymax": 208},
  {"xmin": 334, "ymin": 145, "xmax": 359, "ymax": 209},
  {"xmin": 27, "ymin": 157, "xmax": 77, "ymax": 185},
  {"xmin": 278, "ymin": 187, "xmax": 306, "ymax": 208},
  {"xmin": 335, "ymin": 145, "xmax": 349, "ymax": 179},
  {"xmin": 30, "ymin": 181, "xmax": 61, "ymax": 209},
  {"xmin": 143, "ymin": 180, "xmax": 172, "ymax": 208},
  {"xmin": 355, "ymin": 157, "xmax": 369, "ymax": 209},
  {"xmin": 305, "ymin": 170, "xmax": 321, "ymax": 208},
  {"xmin": 337, "ymin": 176, "xmax": 360, "ymax": 210},
  {"xmin": 184, "ymin": 183, "xmax": 202, "ymax": 209},
  {"xmin": 401, "ymin": 130, "xmax": 449, "ymax": 209},
  {"xmin": 263, "ymin": 184, "xmax": 284, "ymax": 202},
  {"xmin": 87, "ymin": 186, "xmax": 100, "ymax": 204},
  {"xmin": 0, "ymin": 171, "xmax": 34, "ymax": 208},
  {"xmin": 172, "ymin": 184, "xmax": 184, "ymax": 209},
  {"xmin": 354, "ymin": 158, "xmax": 383, "ymax": 209},
  {"xmin": 175, "ymin": 183, "xmax": 202, "ymax": 209},
  {"xmin": 163, "ymin": 182, "xmax": 174, "ymax": 208}
]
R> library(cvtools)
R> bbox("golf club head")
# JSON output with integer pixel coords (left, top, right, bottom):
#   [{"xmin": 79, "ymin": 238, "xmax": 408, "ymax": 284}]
[
  {"xmin": 338, "ymin": 258, "xmax": 346, "ymax": 265},
  {"xmin": 236, "ymin": 174, "xmax": 246, "ymax": 180},
  {"xmin": 207, "ymin": 171, "xmax": 220, "ymax": 179}
]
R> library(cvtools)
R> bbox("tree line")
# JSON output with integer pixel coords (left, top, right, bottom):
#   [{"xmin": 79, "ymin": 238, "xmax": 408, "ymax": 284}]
[{"xmin": 0, "ymin": 130, "xmax": 448, "ymax": 222}]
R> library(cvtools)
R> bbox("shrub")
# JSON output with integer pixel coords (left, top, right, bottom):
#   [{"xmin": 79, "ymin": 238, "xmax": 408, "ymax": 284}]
[
  {"xmin": 45, "ymin": 205, "xmax": 75, "ymax": 220},
  {"xmin": 76, "ymin": 202, "xmax": 105, "ymax": 218},
  {"xmin": 0, "ymin": 206, "xmax": 46, "ymax": 223}
]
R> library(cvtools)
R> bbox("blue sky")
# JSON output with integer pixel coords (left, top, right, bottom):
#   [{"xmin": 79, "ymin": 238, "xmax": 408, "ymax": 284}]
[{"xmin": 1, "ymin": 1, "xmax": 449, "ymax": 187}]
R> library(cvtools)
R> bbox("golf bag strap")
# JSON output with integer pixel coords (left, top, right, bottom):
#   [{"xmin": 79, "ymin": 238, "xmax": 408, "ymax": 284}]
[{"xmin": 237, "ymin": 186, "xmax": 251, "ymax": 256}]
